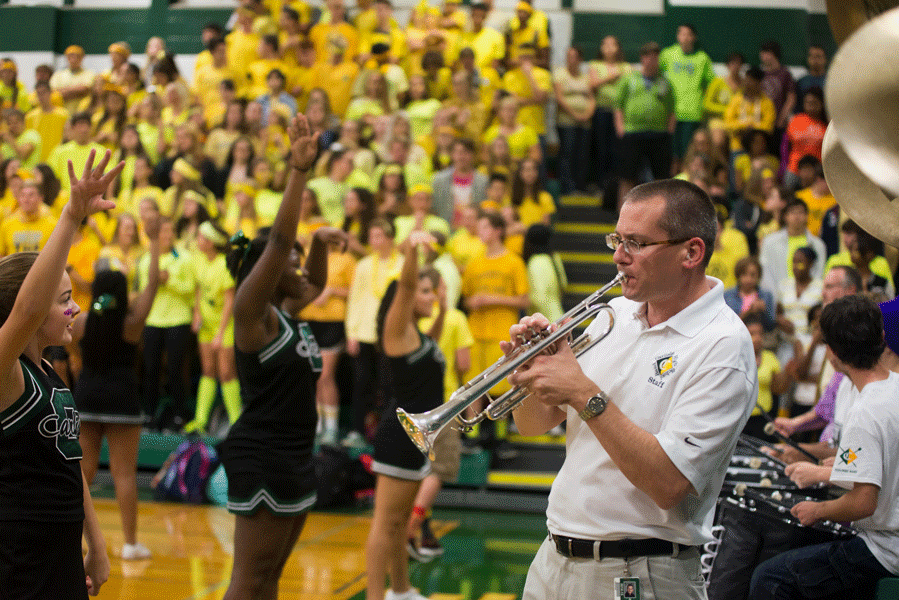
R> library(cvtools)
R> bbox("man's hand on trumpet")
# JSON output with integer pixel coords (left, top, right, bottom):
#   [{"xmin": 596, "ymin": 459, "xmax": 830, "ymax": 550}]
[{"xmin": 501, "ymin": 313, "xmax": 600, "ymax": 409}]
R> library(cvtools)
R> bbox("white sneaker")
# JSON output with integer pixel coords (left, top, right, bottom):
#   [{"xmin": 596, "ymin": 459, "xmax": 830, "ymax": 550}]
[
  {"xmin": 385, "ymin": 588, "xmax": 428, "ymax": 600},
  {"xmin": 121, "ymin": 542, "xmax": 151, "ymax": 560}
]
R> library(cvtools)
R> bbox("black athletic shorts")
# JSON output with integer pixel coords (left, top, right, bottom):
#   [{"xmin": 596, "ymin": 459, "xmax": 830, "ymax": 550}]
[
  {"xmin": 307, "ymin": 321, "xmax": 346, "ymax": 351},
  {"xmin": 371, "ymin": 395, "xmax": 432, "ymax": 481},
  {"xmin": 0, "ymin": 519, "xmax": 88, "ymax": 600}
]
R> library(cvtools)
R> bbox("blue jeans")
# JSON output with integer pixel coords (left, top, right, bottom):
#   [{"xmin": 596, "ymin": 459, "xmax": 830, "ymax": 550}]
[{"xmin": 749, "ymin": 535, "xmax": 892, "ymax": 600}]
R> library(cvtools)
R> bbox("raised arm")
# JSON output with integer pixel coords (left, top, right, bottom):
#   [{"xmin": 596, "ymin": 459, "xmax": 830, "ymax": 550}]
[
  {"xmin": 0, "ymin": 150, "xmax": 121, "ymax": 406},
  {"xmin": 232, "ymin": 112, "xmax": 319, "ymax": 325},
  {"xmin": 281, "ymin": 226, "xmax": 348, "ymax": 316},
  {"xmin": 123, "ymin": 214, "xmax": 161, "ymax": 344},
  {"xmin": 381, "ymin": 232, "xmax": 430, "ymax": 357}
]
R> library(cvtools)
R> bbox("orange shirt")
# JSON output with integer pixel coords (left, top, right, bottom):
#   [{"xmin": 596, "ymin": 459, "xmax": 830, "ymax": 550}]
[{"xmin": 787, "ymin": 114, "xmax": 827, "ymax": 174}]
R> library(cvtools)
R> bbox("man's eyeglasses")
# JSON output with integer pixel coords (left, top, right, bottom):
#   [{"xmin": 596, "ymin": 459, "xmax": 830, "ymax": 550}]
[{"xmin": 605, "ymin": 233, "xmax": 691, "ymax": 255}]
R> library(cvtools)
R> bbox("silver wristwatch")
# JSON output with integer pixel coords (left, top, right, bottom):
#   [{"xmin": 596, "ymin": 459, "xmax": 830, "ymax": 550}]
[{"xmin": 578, "ymin": 391, "xmax": 608, "ymax": 421}]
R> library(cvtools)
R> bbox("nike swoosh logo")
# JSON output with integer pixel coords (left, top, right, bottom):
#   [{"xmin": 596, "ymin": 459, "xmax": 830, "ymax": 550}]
[{"xmin": 684, "ymin": 437, "xmax": 700, "ymax": 448}]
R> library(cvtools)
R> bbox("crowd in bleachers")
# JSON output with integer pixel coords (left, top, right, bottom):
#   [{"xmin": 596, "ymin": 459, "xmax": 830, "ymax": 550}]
[{"xmin": 0, "ymin": 0, "xmax": 895, "ymax": 446}]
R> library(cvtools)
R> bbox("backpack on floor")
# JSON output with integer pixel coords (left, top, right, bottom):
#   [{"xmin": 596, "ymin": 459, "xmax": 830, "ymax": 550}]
[{"xmin": 153, "ymin": 437, "xmax": 220, "ymax": 504}]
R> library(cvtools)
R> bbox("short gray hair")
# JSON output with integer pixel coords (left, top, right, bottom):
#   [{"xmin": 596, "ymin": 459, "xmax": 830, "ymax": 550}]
[{"xmin": 624, "ymin": 179, "xmax": 717, "ymax": 268}]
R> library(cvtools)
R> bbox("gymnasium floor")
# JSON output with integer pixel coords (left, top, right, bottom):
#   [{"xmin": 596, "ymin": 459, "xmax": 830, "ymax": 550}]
[{"xmin": 89, "ymin": 495, "xmax": 545, "ymax": 600}]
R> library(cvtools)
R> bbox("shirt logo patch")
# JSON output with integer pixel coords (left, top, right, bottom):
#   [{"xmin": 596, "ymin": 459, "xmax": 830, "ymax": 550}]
[
  {"xmin": 838, "ymin": 446, "xmax": 861, "ymax": 466},
  {"xmin": 654, "ymin": 354, "xmax": 677, "ymax": 378}
]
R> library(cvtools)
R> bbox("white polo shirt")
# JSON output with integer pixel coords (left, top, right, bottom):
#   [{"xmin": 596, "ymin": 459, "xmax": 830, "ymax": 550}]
[
  {"xmin": 830, "ymin": 371, "xmax": 899, "ymax": 575},
  {"xmin": 546, "ymin": 277, "xmax": 757, "ymax": 545}
]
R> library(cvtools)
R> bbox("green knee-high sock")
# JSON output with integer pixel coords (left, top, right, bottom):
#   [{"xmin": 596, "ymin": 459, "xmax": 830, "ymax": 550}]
[
  {"xmin": 194, "ymin": 376, "xmax": 218, "ymax": 425},
  {"xmin": 221, "ymin": 379, "xmax": 242, "ymax": 423}
]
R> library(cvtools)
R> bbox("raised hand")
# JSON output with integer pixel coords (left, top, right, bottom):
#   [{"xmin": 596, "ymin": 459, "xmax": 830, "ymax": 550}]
[
  {"xmin": 287, "ymin": 112, "xmax": 319, "ymax": 172},
  {"xmin": 66, "ymin": 149, "xmax": 124, "ymax": 223},
  {"xmin": 313, "ymin": 226, "xmax": 349, "ymax": 251}
]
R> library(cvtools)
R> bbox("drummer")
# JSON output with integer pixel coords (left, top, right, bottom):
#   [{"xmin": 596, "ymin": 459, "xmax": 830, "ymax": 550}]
[{"xmin": 750, "ymin": 295, "xmax": 899, "ymax": 600}]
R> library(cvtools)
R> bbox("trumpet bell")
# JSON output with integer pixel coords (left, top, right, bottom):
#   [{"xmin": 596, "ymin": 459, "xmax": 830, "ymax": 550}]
[
  {"xmin": 826, "ymin": 6, "xmax": 899, "ymax": 200},
  {"xmin": 396, "ymin": 408, "xmax": 436, "ymax": 460},
  {"xmin": 822, "ymin": 125, "xmax": 899, "ymax": 248}
]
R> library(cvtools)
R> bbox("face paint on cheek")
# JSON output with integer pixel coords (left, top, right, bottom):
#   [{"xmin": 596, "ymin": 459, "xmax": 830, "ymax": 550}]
[{"xmin": 64, "ymin": 308, "xmax": 74, "ymax": 316}]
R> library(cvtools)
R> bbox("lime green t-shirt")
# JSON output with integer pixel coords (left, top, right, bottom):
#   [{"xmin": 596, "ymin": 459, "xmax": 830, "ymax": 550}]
[
  {"xmin": 1, "ymin": 129, "xmax": 42, "ymax": 169},
  {"xmin": 616, "ymin": 72, "xmax": 675, "ymax": 134},
  {"xmin": 47, "ymin": 141, "xmax": 107, "ymax": 191},
  {"xmin": 659, "ymin": 45, "xmax": 715, "ymax": 122},
  {"xmin": 306, "ymin": 177, "xmax": 347, "ymax": 226}
]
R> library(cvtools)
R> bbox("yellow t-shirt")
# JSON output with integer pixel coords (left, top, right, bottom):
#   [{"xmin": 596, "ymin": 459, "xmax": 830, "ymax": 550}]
[
  {"xmin": 68, "ymin": 234, "xmax": 102, "ymax": 313},
  {"xmin": 419, "ymin": 307, "xmax": 474, "ymax": 402},
  {"xmin": 482, "ymin": 123, "xmax": 539, "ymax": 162},
  {"xmin": 299, "ymin": 250, "xmax": 357, "ymax": 322},
  {"xmin": 225, "ymin": 30, "xmax": 261, "ymax": 85},
  {"xmin": 308, "ymin": 60, "xmax": 359, "ymax": 118},
  {"xmin": 754, "ymin": 349, "xmax": 780, "ymax": 415},
  {"xmin": 446, "ymin": 228, "xmax": 485, "ymax": 272},
  {"xmin": 706, "ymin": 225, "xmax": 750, "ymax": 288},
  {"xmin": 246, "ymin": 58, "xmax": 288, "ymax": 99},
  {"xmin": 193, "ymin": 64, "xmax": 243, "ymax": 119},
  {"xmin": 507, "ymin": 21, "xmax": 550, "ymax": 65},
  {"xmin": 795, "ymin": 187, "xmax": 836, "ymax": 238},
  {"xmin": 461, "ymin": 250, "xmax": 528, "ymax": 341},
  {"xmin": 502, "ymin": 67, "xmax": 551, "ymax": 135},
  {"xmin": 464, "ymin": 27, "xmax": 505, "ymax": 71},
  {"xmin": 511, "ymin": 190, "xmax": 555, "ymax": 227},
  {"xmin": 0, "ymin": 208, "xmax": 57, "ymax": 255},
  {"xmin": 309, "ymin": 22, "xmax": 359, "ymax": 60},
  {"xmin": 25, "ymin": 107, "xmax": 69, "ymax": 163},
  {"xmin": 47, "ymin": 141, "xmax": 107, "ymax": 192},
  {"xmin": 48, "ymin": 68, "xmax": 96, "ymax": 114}
]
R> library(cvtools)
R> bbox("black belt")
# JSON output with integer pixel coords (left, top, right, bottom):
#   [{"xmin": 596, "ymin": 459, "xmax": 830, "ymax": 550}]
[{"xmin": 550, "ymin": 533, "xmax": 695, "ymax": 560}]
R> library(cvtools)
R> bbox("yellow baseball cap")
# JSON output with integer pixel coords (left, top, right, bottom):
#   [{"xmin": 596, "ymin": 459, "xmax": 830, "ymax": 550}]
[
  {"xmin": 65, "ymin": 45, "xmax": 85, "ymax": 56},
  {"xmin": 409, "ymin": 183, "xmax": 433, "ymax": 196},
  {"xmin": 108, "ymin": 42, "xmax": 131, "ymax": 57}
]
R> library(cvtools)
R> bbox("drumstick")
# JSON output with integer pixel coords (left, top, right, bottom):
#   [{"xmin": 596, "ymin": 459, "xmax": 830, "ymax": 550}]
[
  {"xmin": 737, "ymin": 435, "xmax": 789, "ymax": 470},
  {"xmin": 756, "ymin": 403, "xmax": 822, "ymax": 464}
]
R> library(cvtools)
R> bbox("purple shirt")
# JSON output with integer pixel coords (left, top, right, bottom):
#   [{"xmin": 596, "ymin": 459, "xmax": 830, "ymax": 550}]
[
  {"xmin": 762, "ymin": 66, "xmax": 795, "ymax": 115},
  {"xmin": 815, "ymin": 371, "xmax": 845, "ymax": 443}
]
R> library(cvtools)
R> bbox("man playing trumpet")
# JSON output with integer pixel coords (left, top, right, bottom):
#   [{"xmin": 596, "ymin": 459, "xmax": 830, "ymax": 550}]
[{"xmin": 504, "ymin": 179, "xmax": 757, "ymax": 599}]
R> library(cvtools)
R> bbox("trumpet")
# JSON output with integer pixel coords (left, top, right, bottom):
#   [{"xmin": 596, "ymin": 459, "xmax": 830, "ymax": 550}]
[{"xmin": 397, "ymin": 272, "xmax": 624, "ymax": 459}]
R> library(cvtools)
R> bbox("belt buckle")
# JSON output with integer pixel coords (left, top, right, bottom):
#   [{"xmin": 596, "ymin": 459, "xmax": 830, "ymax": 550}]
[{"xmin": 567, "ymin": 538, "xmax": 573, "ymax": 557}]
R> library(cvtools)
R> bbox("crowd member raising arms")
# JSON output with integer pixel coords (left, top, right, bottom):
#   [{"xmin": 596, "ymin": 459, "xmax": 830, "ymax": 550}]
[
  {"xmin": 0, "ymin": 149, "xmax": 123, "ymax": 598},
  {"xmin": 217, "ymin": 112, "xmax": 348, "ymax": 600}
]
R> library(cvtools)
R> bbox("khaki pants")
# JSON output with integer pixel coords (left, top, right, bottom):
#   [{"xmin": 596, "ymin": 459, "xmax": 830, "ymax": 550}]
[{"xmin": 523, "ymin": 535, "xmax": 707, "ymax": 600}]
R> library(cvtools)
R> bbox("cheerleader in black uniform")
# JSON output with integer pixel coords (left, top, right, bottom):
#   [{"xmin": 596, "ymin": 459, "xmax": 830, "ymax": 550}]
[
  {"xmin": 73, "ymin": 213, "xmax": 161, "ymax": 561},
  {"xmin": 366, "ymin": 231, "xmax": 446, "ymax": 600},
  {"xmin": 218, "ymin": 113, "xmax": 347, "ymax": 600},
  {"xmin": 0, "ymin": 150, "xmax": 122, "ymax": 598}
]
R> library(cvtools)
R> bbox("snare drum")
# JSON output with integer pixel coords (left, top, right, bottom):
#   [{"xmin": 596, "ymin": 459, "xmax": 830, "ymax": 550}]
[{"xmin": 706, "ymin": 487, "xmax": 855, "ymax": 600}]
